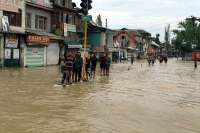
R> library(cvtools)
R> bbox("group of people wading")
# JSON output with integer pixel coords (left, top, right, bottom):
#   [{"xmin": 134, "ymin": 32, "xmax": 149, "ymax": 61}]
[
  {"xmin": 60, "ymin": 52, "xmax": 111, "ymax": 85},
  {"xmin": 147, "ymin": 55, "xmax": 168, "ymax": 66}
]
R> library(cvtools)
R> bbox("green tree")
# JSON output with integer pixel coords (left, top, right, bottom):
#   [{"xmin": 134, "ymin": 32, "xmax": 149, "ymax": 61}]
[
  {"xmin": 172, "ymin": 20, "xmax": 200, "ymax": 54},
  {"xmin": 154, "ymin": 33, "xmax": 161, "ymax": 45},
  {"xmin": 96, "ymin": 14, "xmax": 102, "ymax": 26}
]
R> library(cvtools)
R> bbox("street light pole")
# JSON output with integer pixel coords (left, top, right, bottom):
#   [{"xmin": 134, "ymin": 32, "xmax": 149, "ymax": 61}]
[
  {"xmin": 192, "ymin": 18, "xmax": 197, "ymax": 68},
  {"xmin": 105, "ymin": 19, "xmax": 108, "ymax": 53}
]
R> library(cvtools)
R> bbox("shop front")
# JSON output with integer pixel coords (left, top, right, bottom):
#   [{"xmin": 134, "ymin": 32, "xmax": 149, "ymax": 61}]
[
  {"xmin": 25, "ymin": 34, "xmax": 50, "ymax": 67},
  {"xmin": 4, "ymin": 34, "xmax": 21, "ymax": 67}
]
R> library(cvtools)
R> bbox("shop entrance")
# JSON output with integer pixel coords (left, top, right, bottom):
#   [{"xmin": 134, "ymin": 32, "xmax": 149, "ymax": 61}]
[
  {"xmin": 4, "ymin": 48, "xmax": 20, "ymax": 67},
  {"xmin": 4, "ymin": 34, "xmax": 20, "ymax": 67}
]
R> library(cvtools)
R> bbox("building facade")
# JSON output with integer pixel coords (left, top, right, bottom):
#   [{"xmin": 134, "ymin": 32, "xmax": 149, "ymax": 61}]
[
  {"xmin": 0, "ymin": 0, "xmax": 26, "ymax": 67},
  {"xmin": 50, "ymin": 0, "xmax": 82, "ymax": 61},
  {"xmin": 88, "ymin": 21, "xmax": 106, "ymax": 57},
  {"xmin": 24, "ymin": 0, "xmax": 64, "ymax": 67},
  {"xmin": 113, "ymin": 28, "xmax": 139, "ymax": 59}
]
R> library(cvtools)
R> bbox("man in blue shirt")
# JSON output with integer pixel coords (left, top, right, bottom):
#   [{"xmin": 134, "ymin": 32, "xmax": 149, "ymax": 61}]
[{"xmin": 105, "ymin": 53, "xmax": 111, "ymax": 76}]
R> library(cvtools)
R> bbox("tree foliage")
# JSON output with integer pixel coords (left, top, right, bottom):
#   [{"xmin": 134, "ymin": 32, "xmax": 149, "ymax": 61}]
[
  {"xmin": 154, "ymin": 33, "xmax": 161, "ymax": 45},
  {"xmin": 96, "ymin": 14, "xmax": 102, "ymax": 27},
  {"xmin": 172, "ymin": 20, "xmax": 200, "ymax": 54}
]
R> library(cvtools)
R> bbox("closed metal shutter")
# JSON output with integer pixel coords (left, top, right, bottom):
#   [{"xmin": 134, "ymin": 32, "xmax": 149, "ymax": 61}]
[{"xmin": 26, "ymin": 46, "xmax": 45, "ymax": 67}]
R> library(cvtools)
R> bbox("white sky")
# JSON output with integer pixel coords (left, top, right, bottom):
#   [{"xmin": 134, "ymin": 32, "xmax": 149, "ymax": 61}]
[{"xmin": 72, "ymin": 0, "xmax": 200, "ymax": 42}]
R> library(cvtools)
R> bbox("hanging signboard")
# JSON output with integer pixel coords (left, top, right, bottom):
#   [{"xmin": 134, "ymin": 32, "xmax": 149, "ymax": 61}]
[
  {"xmin": 64, "ymin": 23, "xmax": 67, "ymax": 36},
  {"xmin": 4, "ymin": 48, "xmax": 11, "ymax": 59},
  {"xmin": 13, "ymin": 49, "xmax": 19, "ymax": 59},
  {"xmin": 30, "ymin": 0, "xmax": 52, "ymax": 8},
  {"xmin": 2, "ymin": 16, "xmax": 10, "ymax": 32},
  {"xmin": 67, "ymin": 24, "xmax": 76, "ymax": 32},
  {"xmin": 33, "ymin": 49, "xmax": 39, "ymax": 56},
  {"xmin": 0, "ymin": 0, "xmax": 20, "ymax": 13},
  {"xmin": 5, "ymin": 35, "xmax": 18, "ymax": 48}
]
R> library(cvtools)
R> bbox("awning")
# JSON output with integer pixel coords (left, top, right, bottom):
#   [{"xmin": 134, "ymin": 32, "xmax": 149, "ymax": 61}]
[
  {"xmin": 91, "ymin": 46, "xmax": 104, "ymax": 52},
  {"xmin": 151, "ymin": 41, "xmax": 160, "ymax": 47},
  {"xmin": 25, "ymin": 29, "xmax": 64, "ymax": 40},
  {"xmin": 67, "ymin": 45, "xmax": 82, "ymax": 49},
  {"xmin": 0, "ymin": 30, "xmax": 27, "ymax": 35},
  {"xmin": 108, "ymin": 47, "xmax": 118, "ymax": 52},
  {"xmin": 64, "ymin": 40, "xmax": 80, "ymax": 45}
]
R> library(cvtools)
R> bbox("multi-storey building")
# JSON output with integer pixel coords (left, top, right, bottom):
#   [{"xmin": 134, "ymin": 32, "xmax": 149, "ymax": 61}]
[
  {"xmin": 0, "ymin": 0, "xmax": 84, "ymax": 67},
  {"xmin": 0, "ymin": 0, "xmax": 26, "ymax": 67},
  {"xmin": 24, "ymin": 0, "xmax": 65, "ymax": 67}
]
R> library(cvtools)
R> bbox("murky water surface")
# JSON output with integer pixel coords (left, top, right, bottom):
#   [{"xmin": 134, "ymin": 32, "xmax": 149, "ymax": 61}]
[{"xmin": 0, "ymin": 58, "xmax": 200, "ymax": 133}]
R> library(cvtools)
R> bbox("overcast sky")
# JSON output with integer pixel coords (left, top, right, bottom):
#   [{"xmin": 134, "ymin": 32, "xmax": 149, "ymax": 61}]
[{"xmin": 72, "ymin": 0, "xmax": 200, "ymax": 42}]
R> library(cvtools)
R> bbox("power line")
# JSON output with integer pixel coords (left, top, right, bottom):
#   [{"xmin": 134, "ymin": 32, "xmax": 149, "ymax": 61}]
[
  {"xmin": 146, "ymin": 25, "xmax": 178, "ymax": 32},
  {"xmin": 142, "ymin": 19, "xmax": 185, "ymax": 29}
]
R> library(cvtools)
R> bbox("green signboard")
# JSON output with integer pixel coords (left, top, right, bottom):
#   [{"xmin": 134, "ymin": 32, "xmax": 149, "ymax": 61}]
[{"xmin": 82, "ymin": 15, "xmax": 92, "ymax": 21}]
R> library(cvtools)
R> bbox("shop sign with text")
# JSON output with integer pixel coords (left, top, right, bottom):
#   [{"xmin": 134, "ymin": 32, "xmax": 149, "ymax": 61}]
[
  {"xmin": 27, "ymin": 34, "xmax": 50, "ymax": 44},
  {"xmin": 0, "ymin": 0, "xmax": 20, "ymax": 13}
]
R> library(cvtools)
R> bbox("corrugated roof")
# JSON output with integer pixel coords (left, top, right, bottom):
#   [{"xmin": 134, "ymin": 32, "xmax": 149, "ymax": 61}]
[
  {"xmin": 113, "ymin": 29, "xmax": 142, "ymax": 37},
  {"xmin": 25, "ymin": 29, "xmax": 64, "ymax": 40},
  {"xmin": 127, "ymin": 30, "xmax": 142, "ymax": 37}
]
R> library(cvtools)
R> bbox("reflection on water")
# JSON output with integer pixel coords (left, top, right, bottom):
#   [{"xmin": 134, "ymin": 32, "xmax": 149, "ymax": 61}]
[{"xmin": 0, "ymin": 59, "xmax": 200, "ymax": 133}]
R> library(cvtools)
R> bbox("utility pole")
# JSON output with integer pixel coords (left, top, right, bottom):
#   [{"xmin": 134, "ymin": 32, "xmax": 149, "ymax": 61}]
[
  {"xmin": 80, "ymin": 0, "xmax": 93, "ymax": 80},
  {"xmin": 192, "ymin": 17, "xmax": 197, "ymax": 68},
  {"xmin": 186, "ymin": 16, "xmax": 199, "ymax": 68},
  {"xmin": 105, "ymin": 19, "xmax": 108, "ymax": 53}
]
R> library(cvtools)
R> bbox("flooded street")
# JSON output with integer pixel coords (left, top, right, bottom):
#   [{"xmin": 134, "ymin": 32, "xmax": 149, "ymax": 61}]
[{"xmin": 0, "ymin": 58, "xmax": 200, "ymax": 133}]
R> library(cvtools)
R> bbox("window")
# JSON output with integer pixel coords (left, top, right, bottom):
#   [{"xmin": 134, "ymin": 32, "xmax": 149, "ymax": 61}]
[
  {"xmin": 58, "ymin": 0, "xmax": 70, "ymax": 8},
  {"xmin": 35, "ymin": 15, "xmax": 47, "ymax": 30},
  {"xmin": 55, "ymin": 12, "xmax": 59, "ymax": 22},
  {"xmin": 61, "ymin": 13, "xmax": 63, "ymax": 22},
  {"xmin": 68, "ymin": 15, "xmax": 72, "ymax": 24},
  {"xmin": 73, "ymin": 16, "xmax": 76, "ymax": 25},
  {"xmin": 25, "ymin": 13, "xmax": 31, "ymax": 28},
  {"xmin": 3, "ymin": 11, "xmax": 21, "ymax": 27}
]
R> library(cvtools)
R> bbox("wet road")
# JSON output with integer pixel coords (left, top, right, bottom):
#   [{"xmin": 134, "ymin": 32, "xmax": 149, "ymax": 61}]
[{"xmin": 0, "ymin": 58, "xmax": 200, "ymax": 133}]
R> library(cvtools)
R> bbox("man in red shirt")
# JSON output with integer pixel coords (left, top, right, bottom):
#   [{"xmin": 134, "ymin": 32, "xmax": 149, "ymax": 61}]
[{"xmin": 100, "ymin": 52, "xmax": 106, "ymax": 76}]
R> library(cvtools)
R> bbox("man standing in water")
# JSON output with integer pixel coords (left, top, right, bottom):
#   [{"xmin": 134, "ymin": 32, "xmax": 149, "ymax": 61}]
[
  {"xmin": 65, "ymin": 51, "xmax": 75, "ymax": 85},
  {"xmin": 100, "ymin": 52, "xmax": 106, "ymax": 76},
  {"xmin": 105, "ymin": 53, "xmax": 111, "ymax": 76},
  {"xmin": 90, "ymin": 53, "xmax": 98, "ymax": 79},
  {"xmin": 77, "ymin": 52, "xmax": 83, "ymax": 82}
]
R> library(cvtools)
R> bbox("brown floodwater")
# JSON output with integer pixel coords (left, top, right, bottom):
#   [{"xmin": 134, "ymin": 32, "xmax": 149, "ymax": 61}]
[{"xmin": 0, "ymin": 58, "xmax": 200, "ymax": 133}]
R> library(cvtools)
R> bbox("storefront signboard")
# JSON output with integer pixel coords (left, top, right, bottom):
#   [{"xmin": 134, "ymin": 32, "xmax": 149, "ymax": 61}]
[
  {"xmin": 2, "ymin": 16, "xmax": 10, "ymax": 32},
  {"xmin": 0, "ymin": 0, "xmax": 20, "ymax": 13},
  {"xmin": 27, "ymin": 34, "xmax": 50, "ymax": 44},
  {"xmin": 64, "ymin": 23, "xmax": 67, "ymax": 36},
  {"xmin": 67, "ymin": 24, "xmax": 76, "ymax": 32},
  {"xmin": 5, "ymin": 35, "xmax": 18, "ymax": 48}
]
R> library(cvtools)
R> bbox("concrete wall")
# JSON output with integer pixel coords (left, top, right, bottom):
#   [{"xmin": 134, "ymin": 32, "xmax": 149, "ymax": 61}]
[
  {"xmin": 26, "ymin": 5, "xmax": 51, "ymax": 32},
  {"xmin": 0, "ymin": 1, "xmax": 26, "ymax": 32},
  {"xmin": 0, "ymin": 35, "xmax": 3, "ymax": 67}
]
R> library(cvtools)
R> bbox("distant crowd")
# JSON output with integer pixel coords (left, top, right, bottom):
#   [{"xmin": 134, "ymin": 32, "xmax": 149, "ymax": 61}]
[{"xmin": 60, "ymin": 52, "xmax": 111, "ymax": 85}]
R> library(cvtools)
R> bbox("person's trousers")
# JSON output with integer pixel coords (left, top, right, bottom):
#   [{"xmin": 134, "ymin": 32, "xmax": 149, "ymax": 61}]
[{"xmin": 78, "ymin": 66, "xmax": 82, "ymax": 81}]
